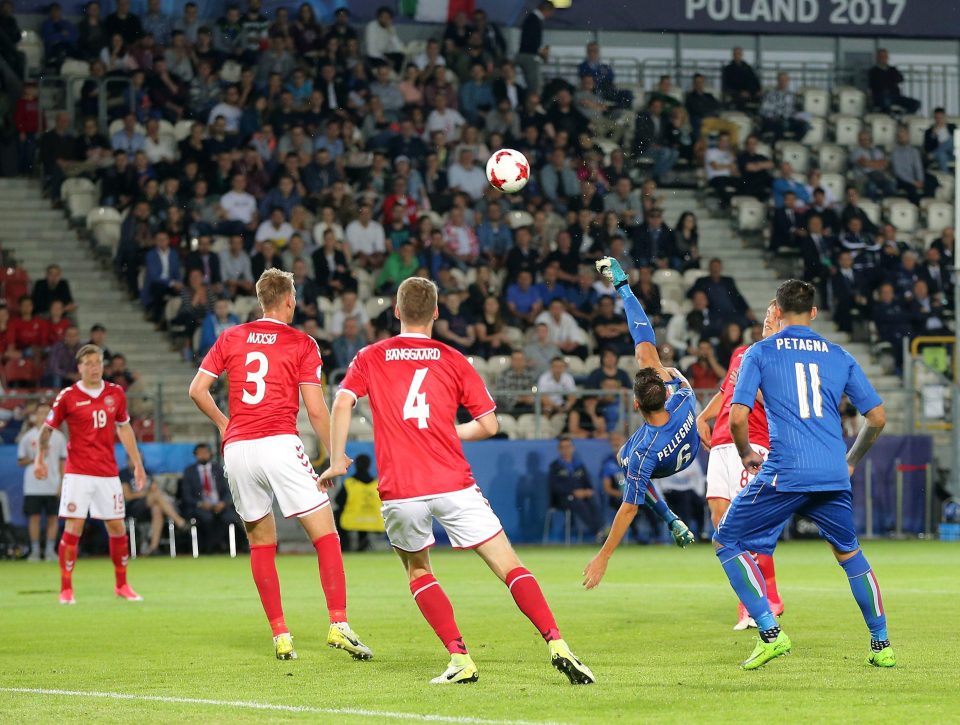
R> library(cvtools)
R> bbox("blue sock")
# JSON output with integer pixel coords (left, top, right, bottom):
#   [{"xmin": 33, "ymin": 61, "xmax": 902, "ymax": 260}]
[
  {"xmin": 716, "ymin": 546, "xmax": 777, "ymax": 631},
  {"xmin": 644, "ymin": 480, "xmax": 676, "ymax": 525},
  {"xmin": 840, "ymin": 551, "xmax": 888, "ymax": 642},
  {"xmin": 616, "ymin": 283, "xmax": 657, "ymax": 347}
]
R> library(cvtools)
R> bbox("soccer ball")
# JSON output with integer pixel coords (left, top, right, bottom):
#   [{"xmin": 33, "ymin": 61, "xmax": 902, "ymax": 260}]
[{"xmin": 486, "ymin": 149, "xmax": 530, "ymax": 194}]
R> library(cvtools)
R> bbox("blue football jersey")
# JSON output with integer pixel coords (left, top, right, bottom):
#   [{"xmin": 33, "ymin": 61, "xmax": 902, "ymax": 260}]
[
  {"xmin": 620, "ymin": 379, "xmax": 700, "ymax": 505},
  {"xmin": 732, "ymin": 325, "xmax": 882, "ymax": 492}
]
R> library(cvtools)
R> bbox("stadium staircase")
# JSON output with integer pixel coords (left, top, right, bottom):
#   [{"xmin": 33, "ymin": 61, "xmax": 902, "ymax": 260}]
[
  {"xmin": 0, "ymin": 177, "xmax": 212, "ymax": 442},
  {"xmin": 660, "ymin": 188, "xmax": 908, "ymax": 433}
]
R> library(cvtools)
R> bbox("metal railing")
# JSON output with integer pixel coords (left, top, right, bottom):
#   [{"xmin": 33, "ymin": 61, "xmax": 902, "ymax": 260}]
[{"xmin": 37, "ymin": 73, "xmax": 134, "ymax": 131}]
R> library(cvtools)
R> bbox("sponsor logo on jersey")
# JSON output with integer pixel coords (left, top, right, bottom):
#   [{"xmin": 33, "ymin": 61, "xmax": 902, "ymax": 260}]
[
  {"xmin": 75, "ymin": 400, "xmax": 91, "ymax": 407},
  {"xmin": 385, "ymin": 348, "xmax": 441, "ymax": 362},
  {"xmin": 247, "ymin": 332, "xmax": 278, "ymax": 345}
]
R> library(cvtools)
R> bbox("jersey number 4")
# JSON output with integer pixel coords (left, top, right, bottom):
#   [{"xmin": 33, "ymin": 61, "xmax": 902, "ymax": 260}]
[
  {"xmin": 794, "ymin": 362, "xmax": 824, "ymax": 419},
  {"xmin": 403, "ymin": 368, "xmax": 430, "ymax": 429}
]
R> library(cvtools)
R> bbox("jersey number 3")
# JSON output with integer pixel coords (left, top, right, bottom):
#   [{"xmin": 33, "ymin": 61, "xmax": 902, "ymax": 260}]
[
  {"xmin": 242, "ymin": 351, "xmax": 268, "ymax": 405},
  {"xmin": 794, "ymin": 362, "xmax": 823, "ymax": 419},
  {"xmin": 403, "ymin": 368, "xmax": 430, "ymax": 429}
]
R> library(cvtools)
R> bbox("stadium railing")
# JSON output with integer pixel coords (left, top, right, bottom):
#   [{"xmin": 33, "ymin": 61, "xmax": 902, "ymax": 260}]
[{"xmin": 37, "ymin": 74, "xmax": 134, "ymax": 131}]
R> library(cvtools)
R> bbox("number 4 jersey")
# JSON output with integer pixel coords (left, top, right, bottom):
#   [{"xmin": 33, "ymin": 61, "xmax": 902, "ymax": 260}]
[
  {"xmin": 338, "ymin": 332, "xmax": 497, "ymax": 502},
  {"xmin": 732, "ymin": 325, "xmax": 882, "ymax": 492},
  {"xmin": 199, "ymin": 317, "xmax": 324, "ymax": 446}
]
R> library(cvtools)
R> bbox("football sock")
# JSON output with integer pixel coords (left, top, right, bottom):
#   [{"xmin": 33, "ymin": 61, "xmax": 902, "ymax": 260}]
[
  {"xmin": 30, "ymin": 538, "xmax": 39, "ymax": 554},
  {"xmin": 313, "ymin": 533, "xmax": 347, "ymax": 623},
  {"xmin": 616, "ymin": 283, "xmax": 657, "ymax": 346},
  {"xmin": 58, "ymin": 531, "xmax": 79, "ymax": 591},
  {"xmin": 755, "ymin": 553, "xmax": 782, "ymax": 607},
  {"xmin": 840, "ymin": 551, "xmax": 888, "ymax": 642},
  {"xmin": 108, "ymin": 534, "xmax": 129, "ymax": 588},
  {"xmin": 504, "ymin": 567, "xmax": 560, "ymax": 642},
  {"xmin": 716, "ymin": 545, "xmax": 778, "ymax": 631},
  {"xmin": 250, "ymin": 544, "xmax": 287, "ymax": 636},
  {"xmin": 759, "ymin": 625, "xmax": 781, "ymax": 644},
  {"xmin": 409, "ymin": 574, "xmax": 467, "ymax": 654},
  {"xmin": 644, "ymin": 480, "xmax": 676, "ymax": 525}
]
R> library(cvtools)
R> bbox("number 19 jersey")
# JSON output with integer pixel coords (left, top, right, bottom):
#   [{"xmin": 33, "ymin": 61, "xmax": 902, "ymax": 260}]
[
  {"xmin": 199, "ymin": 317, "xmax": 324, "ymax": 446},
  {"xmin": 338, "ymin": 332, "xmax": 497, "ymax": 502}
]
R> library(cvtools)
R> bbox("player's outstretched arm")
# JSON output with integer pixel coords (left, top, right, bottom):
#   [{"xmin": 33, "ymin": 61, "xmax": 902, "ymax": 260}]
[
  {"xmin": 455, "ymin": 411, "xmax": 499, "ymax": 442},
  {"xmin": 117, "ymin": 422, "xmax": 147, "ymax": 491},
  {"xmin": 188, "ymin": 371, "xmax": 229, "ymax": 437},
  {"xmin": 300, "ymin": 384, "xmax": 332, "ymax": 455},
  {"xmin": 846, "ymin": 405, "xmax": 886, "ymax": 475},
  {"xmin": 583, "ymin": 501, "xmax": 638, "ymax": 589},
  {"xmin": 696, "ymin": 391, "xmax": 723, "ymax": 450},
  {"xmin": 317, "ymin": 392, "xmax": 355, "ymax": 486}
]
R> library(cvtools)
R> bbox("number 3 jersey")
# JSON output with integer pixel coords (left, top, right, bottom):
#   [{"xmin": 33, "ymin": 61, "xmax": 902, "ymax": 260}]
[
  {"xmin": 45, "ymin": 381, "xmax": 129, "ymax": 477},
  {"xmin": 199, "ymin": 317, "xmax": 324, "ymax": 446},
  {"xmin": 732, "ymin": 325, "xmax": 882, "ymax": 492},
  {"xmin": 620, "ymin": 378, "xmax": 700, "ymax": 505},
  {"xmin": 339, "ymin": 332, "xmax": 497, "ymax": 502}
]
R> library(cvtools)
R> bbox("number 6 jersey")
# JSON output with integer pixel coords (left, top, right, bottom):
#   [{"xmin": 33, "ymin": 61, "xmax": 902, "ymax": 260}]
[
  {"xmin": 339, "ymin": 332, "xmax": 497, "ymax": 502},
  {"xmin": 199, "ymin": 317, "xmax": 324, "ymax": 446}
]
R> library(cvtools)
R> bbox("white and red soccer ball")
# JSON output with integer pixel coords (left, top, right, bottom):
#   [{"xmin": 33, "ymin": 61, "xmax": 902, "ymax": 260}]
[{"xmin": 486, "ymin": 148, "xmax": 530, "ymax": 194}]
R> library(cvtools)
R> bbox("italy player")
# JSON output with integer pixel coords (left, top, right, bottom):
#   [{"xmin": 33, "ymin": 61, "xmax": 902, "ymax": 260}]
[
  {"xmin": 189, "ymin": 269, "xmax": 371, "ymax": 662},
  {"xmin": 582, "ymin": 258, "xmax": 697, "ymax": 590},
  {"xmin": 715, "ymin": 279, "xmax": 893, "ymax": 669},
  {"xmin": 320, "ymin": 277, "xmax": 595, "ymax": 685},
  {"xmin": 697, "ymin": 299, "xmax": 783, "ymax": 630},
  {"xmin": 34, "ymin": 344, "xmax": 146, "ymax": 604}
]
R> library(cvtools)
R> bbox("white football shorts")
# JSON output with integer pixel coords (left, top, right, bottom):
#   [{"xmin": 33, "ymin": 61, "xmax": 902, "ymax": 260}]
[
  {"xmin": 223, "ymin": 434, "xmax": 329, "ymax": 522},
  {"xmin": 381, "ymin": 485, "xmax": 504, "ymax": 552},
  {"xmin": 705, "ymin": 443, "xmax": 770, "ymax": 502},
  {"xmin": 59, "ymin": 473, "xmax": 125, "ymax": 520}
]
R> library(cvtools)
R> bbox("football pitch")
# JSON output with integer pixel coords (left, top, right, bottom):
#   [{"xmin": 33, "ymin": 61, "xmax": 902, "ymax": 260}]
[{"xmin": 1, "ymin": 540, "xmax": 956, "ymax": 724}]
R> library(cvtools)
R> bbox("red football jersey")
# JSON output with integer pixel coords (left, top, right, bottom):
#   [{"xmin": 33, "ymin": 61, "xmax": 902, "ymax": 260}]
[
  {"xmin": 10, "ymin": 316, "xmax": 50, "ymax": 349},
  {"xmin": 339, "ymin": 333, "xmax": 496, "ymax": 502},
  {"xmin": 45, "ymin": 381, "xmax": 130, "ymax": 477},
  {"xmin": 199, "ymin": 317, "xmax": 324, "ymax": 446},
  {"xmin": 711, "ymin": 344, "xmax": 770, "ymax": 448}
]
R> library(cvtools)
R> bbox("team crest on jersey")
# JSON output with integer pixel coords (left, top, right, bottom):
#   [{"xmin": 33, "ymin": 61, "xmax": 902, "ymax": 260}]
[
  {"xmin": 67, "ymin": 502, "xmax": 76, "ymax": 513},
  {"xmin": 104, "ymin": 395, "xmax": 117, "ymax": 412}
]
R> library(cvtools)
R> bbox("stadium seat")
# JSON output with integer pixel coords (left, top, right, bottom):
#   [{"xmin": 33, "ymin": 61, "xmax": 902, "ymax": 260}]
[
  {"xmin": 506, "ymin": 210, "xmax": 534, "ymax": 229},
  {"xmin": 865, "ymin": 113, "xmax": 897, "ymax": 149},
  {"xmin": 496, "ymin": 414, "xmax": 518, "ymax": 439},
  {"xmin": 905, "ymin": 115, "xmax": 930, "ymax": 147},
  {"xmin": 174, "ymin": 119, "xmax": 194, "ymax": 141},
  {"xmin": 61, "ymin": 178, "xmax": 98, "ymax": 222},
  {"xmin": 819, "ymin": 172, "xmax": 845, "ymax": 202},
  {"xmin": 364, "ymin": 296, "xmax": 391, "ymax": 320},
  {"xmin": 18, "ymin": 30, "xmax": 42, "ymax": 76},
  {"xmin": 617, "ymin": 355, "xmax": 636, "ymax": 373},
  {"xmin": 720, "ymin": 111, "xmax": 753, "ymax": 144},
  {"xmin": 777, "ymin": 141, "xmax": 810, "ymax": 173},
  {"xmin": 232, "ymin": 296, "xmax": 259, "ymax": 321},
  {"xmin": 881, "ymin": 196, "xmax": 910, "ymax": 216},
  {"xmin": 582, "ymin": 354, "xmax": 600, "ymax": 371},
  {"xmin": 108, "ymin": 118, "xmax": 146, "ymax": 136},
  {"xmin": 736, "ymin": 197, "xmax": 766, "ymax": 232},
  {"xmin": 818, "ymin": 144, "xmax": 847, "ymax": 173},
  {"xmin": 660, "ymin": 298, "xmax": 681, "ymax": 317},
  {"xmin": 348, "ymin": 416, "xmax": 374, "ymax": 440},
  {"xmin": 753, "ymin": 140, "xmax": 773, "ymax": 160},
  {"xmin": 3, "ymin": 359, "xmax": 40, "ymax": 387},
  {"xmin": 560, "ymin": 356, "xmax": 583, "ymax": 376},
  {"xmin": 915, "ymin": 229, "xmax": 942, "ymax": 249},
  {"xmin": 86, "ymin": 206, "xmax": 122, "ymax": 254},
  {"xmin": 60, "ymin": 58, "xmax": 89, "ymax": 80},
  {"xmin": 835, "ymin": 86, "xmax": 866, "ymax": 117},
  {"xmin": 931, "ymin": 171, "xmax": 954, "ymax": 202},
  {"xmin": 220, "ymin": 60, "xmax": 242, "ymax": 83},
  {"xmin": 858, "ymin": 200, "xmax": 881, "ymax": 227},
  {"xmin": 924, "ymin": 202, "xmax": 954, "ymax": 232},
  {"xmin": 802, "ymin": 87, "xmax": 830, "ymax": 117},
  {"xmin": 834, "ymin": 116, "xmax": 862, "ymax": 147},
  {"xmin": 801, "ymin": 117, "xmax": 826, "ymax": 147},
  {"xmin": 683, "ymin": 268, "xmax": 708, "ymax": 287},
  {"xmin": 888, "ymin": 200, "xmax": 919, "ymax": 234},
  {"xmin": 515, "ymin": 414, "xmax": 539, "ymax": 440},
  {"xmin": 544, "ymin": 415, "xmax": 566, "ymax": 438},
  {"xmin": 504, "ymin": 326, "xmax": 524, "ymax": 348},
  {"xmin": 487, "ymin": 355, "xmax": 511, "ymax": 378}
]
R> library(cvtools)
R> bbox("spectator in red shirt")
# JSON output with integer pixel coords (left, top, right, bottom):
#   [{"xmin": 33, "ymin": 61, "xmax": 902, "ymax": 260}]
[
  {"xmin": 9, "ymin": 296, "xmax": 51, "ymax": 356},
  {"xmin": 15, "ymin": 81, "xmax": 40, "ymax": 174},
  {"xmin": 47, "ymin": 300, "xmax": 72, "ymax": 343},
  {"xmin": 381, "ymin": 174, "xmax": 418, "ymax": 227},
  {"xmin": 684, "ymin": 340, "xmax": 726, "ymax": 391},
  {"xmin": 0, "ymin": 305, "xmax": 14, "ymax": 361}
]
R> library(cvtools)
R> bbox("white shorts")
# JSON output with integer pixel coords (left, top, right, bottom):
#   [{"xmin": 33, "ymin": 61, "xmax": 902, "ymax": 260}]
[
  {"xmin": 223, "ymin": 434, "xmax": 330, "ymax": 522},
  {"xmin": 59, "ymin": 474, "xmax": 125, "ymax": 520},
  {"xmin": 706, "ymin": 443, "xmax": 770, "ymax": 503},
  {"xmin": 381, "ymin": 485, "xmax": 503, "ymax": 552}
]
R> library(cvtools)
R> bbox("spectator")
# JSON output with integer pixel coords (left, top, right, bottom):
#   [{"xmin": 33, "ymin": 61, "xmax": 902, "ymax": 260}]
[
  {"xmin": 180, "ymin": 443, "xmax": 242, "ymax": 554},
  {"xmin": 86, "ymin": 323, "xmax": 112, "ymax": 363},
  {"xmin": 314, "ymin": 229, "xmax": 355, "ymax": 298},
  {"xmin": 173, "ymin": 268, "xmax": 219, "ymax": 358},
  {"xmin": 801, "ymin": 214, "xmax": 838, "ymax": 284},
  {"xmin": 849, "ymin": 131, "xmax": 897, "ymax": 201},
  {"xmin": 631, "ymin": 207, "xmax": 676, "ymax": 269},
  {"xmin": 39, "ymin": 111, "xmax": 76, "ymax": 199},
  {"xmin": 220, "ymin": 235, "xmax": 255, "ymax": 298},
  {"xmin": 721, "ymin": 46, "xmax": 761, "ymax": 110},
  {"xmin": 329, "ymin": 316, "xmax": 364, "ymax": 370},
  {"xmin": 688, "ymin": 258, "xmax": 756, "ymax": 330},
  {"xmin": 684, "ymin": 73, "xmax": 721, "ymax": 139},
  {"xmin": 477, "ymin": 203, "xmax": 513, "ymax": 266},
  {"xmin": 585, "ymin": 348, "xmax": 631, "ymax": 390},
  {"xmin": 924, "ymin": 107, "xmax": 956, "ymax": 172},
  {"xmin": 40, "ymin": 3, "xmax": 77, "ymax": 69},
  {"xmin": 715, "ymin": 322, "xmax": 744, "ymax": 369},
  {"xmin": 255, "ymin": 207, "xmax": 295, "ymax": 248},
  {"xmin": 505, "ymin": 227, "xmax": 540, "ymax": 283},
  {"xmin": 759, "ymin": 72, "xmax": 808, "ymax": 141},
  {"xmin": 18, "ymin": 403, "xmax": 66, "ymax": 562},
  {"xmin": 548, "ymin": 436, "xmax": 602, "ymax": 538},
  {"xmin": 77, "ymin": 1, "xmax": 106, "ymax": 60},
  {"xmin": 15, "ymin": 81, "xmax": 40, "ymax": 175},
  {"xmin": 10, "ymin": 296, "xmax": 50, "ymax": 356},
  {"xmin": 217, "ymin": 173, "xmax": 258, "ymax": 239},
  {"xmin": 673, "ymin": 212, "xmax": 701, "ymax": 271},
  {"xmin": 634, "ymin": 98, "xmax": 677, "ymax": 183},
  {"xmin": 31, "ymin": 264, "xmax": 75, "ymax": 316},
  {"xmin": 345, "ymin": 204, "xmax": 387, "ymax": 269},
  {"xmin": 921, "ymin": 247, "xmax": 951, "ymax": 301},
  {"xmin": 141, "ymin": 231, "xmax": 183, "ymax": 324},
  {"xmin": 685, "ymin": 340, "xmax": 726, "ymax": 390},
  {"xmin": 492, "ymin": 60, "xmax": 525, "ymax": 110},
  {"xmin": 771, "ymin": 190, "xmax": 803, "ymax": 252},
  {"xmin": 772, "ymin": 161, "xmax": 810, "ymax": 209},
  {"xmin": 578, "ymin": 41, "xmax": 625, "ymax": 106},
  {"xmin": 536, "ymin": 298, "xmax": 588, "ymax": 359},
  {"xmin": 603, "ymin": 175, "xmax": 644, "ymax": 227},
  {"xmin": 459, "ymin": 62, "xmax": 495, "ymax": 125},
  {"xmin": 435, "ymin": 293, "xmax": 476, "ymax": 353},
  {"xmin": 873, "ymin": 282, "xmax": 913, "ymax": 368},
  {"xmin": 541, "ymin": 147, "xmax": 580, "ymax": 211},
  {"xmin": 330, "ymin": 290, "xmax": 372, "ymax": 338},
  {"xmin": 377, "ymin": 242, "xmax": 419, "ymax": 294},
  {"xmin": 447, "ymin": 148, "xmax": 487, "ymax": 202},
  {"xmin": 932, "ymin": 226, "xmax": 955, "ymax": 268},
  {"xmin": 364, "ymin": 5, "xmax": 404, "ymax": 71},
  {"xmin": 473, "ymin": 296, "xmax": 511, "ymax": 358},
  {"xmin": 868, "ymin": 48, "xmax": 920, "ymax": 114},
  {"xmin": 47, "ymin": 300, "xmax": 71, "ymax": 343},
  {"xmin": 891, "ymin": 125, "xmax": 937, "ymax": 204},
  {"xmin": 523, "ymin": 322, "xmax": 559, "ymax": 375},
  {"xmin": 737, "ymin": 134, "xmax": 774, "ymax": 200},
  {"xmin": 828, "ymin": 250, "xmax": 870, "ymax": 334},
  {"xmin": 199, "ymin": 298, "xmax": 239, "ymax": 358},
  {"xmin": 104, "ymin": 0, "xmax": 143, "ymax": 45},
  {"xmin": 516, "ymin": 0, "xmax": 555, "ymax": 95},
  {"xmin": 591, "ymin": 295, "xmax": 631, "ymax": 356},
  {"xmin": 910, "ymin": 279, "xmax": 945, "ymax": 334},
  {"xmin": 806, "ymin": 186, "xmax": 841, "ymax": 235},
  {"xmin": 43, "ymin": 325, "xmax": 82, "ymax": 388},
  {"xmin": 250, "ymin": 240, "xmax": 283, "ymax": 280},
  {"xmin": 493, "ymin": 349, "xmax": 535, "ymax": 415},
  {"xmin": 704, "ymin": 131, "xmax": 738, "ymax": 208},
  {"xmin": 121, "ymin": 462, "xmax": 187, "ymax": 556},
  {"xmin": 659, "ymin": 456, "xmax": 705, "ymax": 541},
  {"xmin": 505, "ymin": 270, "xmax": 544, "ymax": 328},
  {"xmin": 841, "ymin": 185, "xmax": 879, "ymax": 236}
]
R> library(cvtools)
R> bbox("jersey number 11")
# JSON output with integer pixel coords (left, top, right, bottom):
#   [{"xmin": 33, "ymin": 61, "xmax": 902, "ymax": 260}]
[{"xmin": 794, "ymin": 362, "xmax": 823, "ymax": 419}]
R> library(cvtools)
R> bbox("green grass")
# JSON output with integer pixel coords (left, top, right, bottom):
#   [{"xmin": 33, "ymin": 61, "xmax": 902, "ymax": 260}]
[{"xmin": 1, "ymin": 540, "xmax": 957, "ymax": 724}]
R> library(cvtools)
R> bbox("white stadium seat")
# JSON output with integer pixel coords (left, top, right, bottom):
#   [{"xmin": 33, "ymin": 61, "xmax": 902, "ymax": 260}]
[
  {"xmin": 887, "ymin": 200, "xmax": 919, "ymax": 234},
  {"xmin": 858, "ymin": 200, "xmax": 881, "ymax": 227},
  {"xmin": 736, "ymin": 197, "xmax": 766, "ymax": 232},
  {"xmin": 924, "ymin": 202, "xmax": 954, "ymax": 233},
  {"xmin": 86, "ymin": 207, "xmax": 122, "ymax": 253},
  {"xmin": 904, "ymin": 115, "xmax": 930, "ymax": 147},
  {"xmin": 865, "ymin": 113, "xmax": 897, "ymax": 149},
  {"xmin": 18, "ymin": 30, "xmax": 42, "ymax": 76},
  {"xmin": 818, "ymin": 144, "xmax": 847, "ymax": 173},
  {"xmin": 61, "ymin": 177, "xmax": 98, "ymax": 222},
  {"xmin": 802, "ymin": 88, "xmax": 830, "ymax": 117},
  {"xmin": 802, "ymin": 117, "xmax": 826, "ymax": 147},
  {"xmin": 835, "ymin": 86, "xmax": 866, "ymax": 117},
  {"xmin": 777, "ymin": 141, "xmax": 810, "ymax": 173},
  {"xmin": 819, "ymin": 172, "xmax": 845, "ymax": 202},
  {"xmin": 496, "ymin": 414, "xmax": 518, "ymax": 439},
  {"xmin": 834, "ymin": 116, "xmax": 862, "ymax": 147},
  {"xmin": 364, "ymin": 296, "xmax": 391, "ymax": 320},
  {"xmin": 720, "ymin": 111, "xmax": 753, "ymax": 144}
]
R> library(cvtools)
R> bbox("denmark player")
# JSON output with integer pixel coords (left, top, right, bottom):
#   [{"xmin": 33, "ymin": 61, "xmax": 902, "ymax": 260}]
[
  {"xmin": 697, "ymin": 300, "xmax": 783, "ymax": 630},
  {"xmin": 33, "ymin": 344, "xmax": 146, "ymax": 604},
  {"xmin": 188, "ymin": 269, "xmax": 371, "ymax": 662},
  {"xmin": 319, "ymin": 277, "xmax": 594, "ymax": 685}
]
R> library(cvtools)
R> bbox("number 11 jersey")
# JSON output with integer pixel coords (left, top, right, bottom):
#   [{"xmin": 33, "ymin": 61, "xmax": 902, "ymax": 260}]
[
  {"xmin": 199, "ymin": 317, "xmax": 324, "ymax": 446},
  {"xmin": 339, "ymin": 332, "xmax": 497, "ymax": 502}
]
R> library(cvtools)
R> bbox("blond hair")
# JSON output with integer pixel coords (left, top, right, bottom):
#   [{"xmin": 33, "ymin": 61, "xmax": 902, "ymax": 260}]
[
  {"xmin": 256, "ymin": 268, "xmax": 295, "ymax": 312},
  {"xmin": 397, "ymin": 277, "xmax": 438, "ymax": 325},
  {"xmin": 75, "ymin": 344, "xmax": 103, "ymax": 362}
]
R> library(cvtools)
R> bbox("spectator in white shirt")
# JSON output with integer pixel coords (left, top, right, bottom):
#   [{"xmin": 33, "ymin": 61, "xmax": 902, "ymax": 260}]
[
  {"xmin": 312, "ymin": 204, "xmax": 346, "ymax": 246},
  {"xmin": 255, "ymin": 207, "xmax": 295, "ymax": 247},
  {"xmin": 443, "ymin": 206, "xmax": 480, "ymax": 267},
  {"xmin": 537, "ymin": 356, "xmax": 577, "ymax": 414},
  {"xmin": 330, "ymin": 289, "xmax": 373, "ymax": 338},
  {"xmin": 424, "ymin": 91, "xmax": 466, "ymax": 142},
  {"xmin": 364, "ymin": 5, "xmax": 404, "ymax": 71},
  {"xmin": 447, "ymin": 148, "xmax": 487, "ymax": 201},
  {"xmin": 344, "ymin": 203, "xmax": 387, "ymax": 268},
  {"xmin": 219, "ymin": 234, "xmax": 255, "ymax": 298},
  {"xmin": 535, "ymin": 298, "xmax": 589, "ymax": 358},
  {"xmin": 143, "ymin": 118, "xmax": 175, "ymax": 168},
  {"xmin": 413, "ymin": 37, "xmax": 446, "ymax": 73},
  {"xmin": 217, "ymin": 173, "xmax": 258, "ymax": 239},
  {"xmin": 207, "ymin": 84, "xmax": 242, "ymax": 133},
  {"xmin": 704, "ymin": 131, "xmax": 738, "ymax": 208}
]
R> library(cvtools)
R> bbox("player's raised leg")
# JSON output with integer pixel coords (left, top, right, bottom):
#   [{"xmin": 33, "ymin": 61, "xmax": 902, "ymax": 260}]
[
  {"xmin": 474, "ymin": 532, "xmax": 595, "ymax": 685},
  {"xmin": 298, "ymin": 505, "xmax": 372, "ymax": 660}
]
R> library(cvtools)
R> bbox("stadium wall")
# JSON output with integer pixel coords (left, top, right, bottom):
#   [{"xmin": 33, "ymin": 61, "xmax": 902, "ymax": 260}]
[{"xmin": 0, "ymin": 437, "xmax": 934, "ymax": 540}]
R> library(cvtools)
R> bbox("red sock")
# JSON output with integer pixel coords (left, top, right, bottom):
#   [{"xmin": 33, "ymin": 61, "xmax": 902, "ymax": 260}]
[
  {"xmin": 250, "ymin": 544, "xmax": 287, "ymax": 636},
  {"xmin": 313, "ymin": 533, "xmax": 347, "ymax": 623},
  {"xmin": 59, "ymin": 531, "xmax": 80, "ymax": 591},
  {"xmin": 108, "ymin": 534, "xmax": 129, "ymax": 588},
  {"xmin": 409, "ymin": 574, "xmax": 466, "ymax": 654},
  {"xmin": 505, "ymin": 567, "xmax": 560, "ymax": 642},
  {"xmin": 755, "ymin": 553, "xmax": 782, "ymax": 607}
]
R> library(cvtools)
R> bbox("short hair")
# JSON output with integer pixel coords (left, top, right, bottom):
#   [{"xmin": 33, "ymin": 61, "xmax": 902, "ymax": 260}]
[
  {"xmin": 76, "ymin": 343, "xmax": 103, "ymax": 363},
  {"xmin": 634, "ymin": 368, "xmax": 667, "ymax": 413},
  {"xmin": 193, "ymin": 442, "xmax": 211, "ymax": 454},
  {"xmin": 396, "ymin": 277, "xmax": 438, "ymax": 325},
  {"xmin": 256, "ymin": 268, "xmax": 295, "ymax": 311},
  {"xmin": 775, "ymin": 279, "xmax": 816, "ymax": 315}
]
